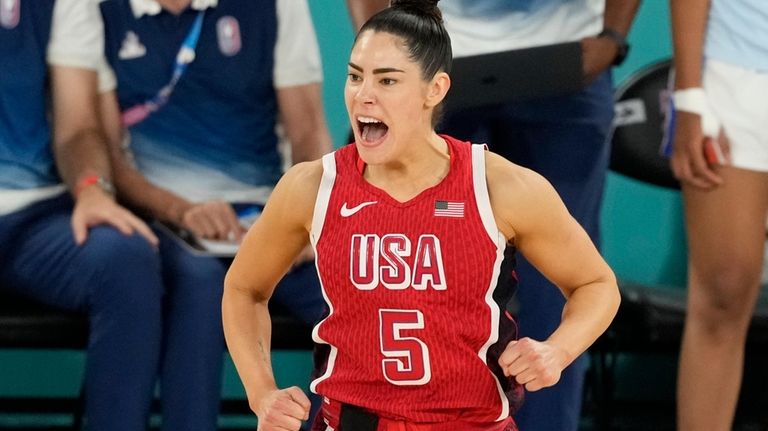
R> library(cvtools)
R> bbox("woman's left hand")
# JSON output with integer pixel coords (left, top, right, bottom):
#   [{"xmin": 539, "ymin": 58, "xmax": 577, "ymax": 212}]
[{"xmin": 498, "ymin": 337, "xmax": 571, "ymax": 392}]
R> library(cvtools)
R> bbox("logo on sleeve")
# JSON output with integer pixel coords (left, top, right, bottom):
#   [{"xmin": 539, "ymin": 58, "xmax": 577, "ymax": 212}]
[{"xmin": 340, "ymin": 201, "xmax": 377, "ymax": 217}]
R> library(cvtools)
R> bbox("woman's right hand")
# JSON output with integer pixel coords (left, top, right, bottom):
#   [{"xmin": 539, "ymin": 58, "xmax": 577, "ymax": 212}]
[
  {"xmin": 670, "ymin": 111, "xmax": 724, "ymax": 189},
  {"xmin": 255, "ymin": 387, "xmax": 311, "ymax": 431},
  {"xmin": 180, "ymin": 200, "xmax": 246, "ymax": 241}
]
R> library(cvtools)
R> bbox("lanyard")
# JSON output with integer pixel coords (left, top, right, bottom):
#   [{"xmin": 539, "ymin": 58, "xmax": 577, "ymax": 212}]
[{"xmin": 121, "ymin": 11, "xmax": 205, "ymax": 127}]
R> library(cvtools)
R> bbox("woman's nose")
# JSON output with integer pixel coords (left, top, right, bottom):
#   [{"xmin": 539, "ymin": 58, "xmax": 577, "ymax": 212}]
[{"xmin": 354, "ymin": 80, "xmax": 375, "ymax": 104}]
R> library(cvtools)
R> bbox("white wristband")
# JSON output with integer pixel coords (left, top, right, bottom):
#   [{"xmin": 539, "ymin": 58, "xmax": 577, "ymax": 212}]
[
  {"xmin": 673, "ymin": 87, "xmax": 707, "ymax": 115},
  {"xmin": 673, "ymin": 87, "xmax": 721, "ymax": 137}
]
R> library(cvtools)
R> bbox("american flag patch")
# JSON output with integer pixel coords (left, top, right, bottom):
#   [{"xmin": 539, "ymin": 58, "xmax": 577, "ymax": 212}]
[{"xmin": 434, "ymin": 200, "xmax": 464, "ymax": 218}]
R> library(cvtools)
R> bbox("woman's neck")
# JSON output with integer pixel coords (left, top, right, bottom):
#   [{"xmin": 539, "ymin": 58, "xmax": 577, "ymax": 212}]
[{"xmin": 364, "ymin": 133, "xmax": 451, "ymax": 202}]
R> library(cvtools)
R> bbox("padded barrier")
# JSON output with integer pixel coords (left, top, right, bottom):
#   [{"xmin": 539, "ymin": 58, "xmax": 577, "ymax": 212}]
[{"xmin": 0, "ymin": 289, "xmax": 313, "ymax": 429}]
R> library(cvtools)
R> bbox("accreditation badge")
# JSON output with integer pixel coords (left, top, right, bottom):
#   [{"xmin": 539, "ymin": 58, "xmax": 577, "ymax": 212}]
[
  {"xmin": 216, "ymin": 16, "xmax": 241, "ymax": 57},
  {"xmin": 0, "ymin": 0, "xmax": 20, "ymax": 29}
]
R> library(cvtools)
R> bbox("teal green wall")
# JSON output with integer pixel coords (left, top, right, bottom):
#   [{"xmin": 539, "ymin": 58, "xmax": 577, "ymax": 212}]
[
  {"xmin": 598, "ymin": 0, "xmax": 683, "ymax": 404},
  {"xmin": 604, "ymin": 1, "xmax": 687, "ymax": 289},
  {"xmin": 0, "ymin": 350, "xmax": 312, "ymax": 428},
  {"xmin": 309, "ymin": 1, "xmax": 355, "ymax": 147}
]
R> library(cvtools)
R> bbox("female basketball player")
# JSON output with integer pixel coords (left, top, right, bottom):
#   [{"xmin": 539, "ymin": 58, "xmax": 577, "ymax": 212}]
[{"xmin": 222, "ymin": 1, "xmax": 620, "ymax": 429}]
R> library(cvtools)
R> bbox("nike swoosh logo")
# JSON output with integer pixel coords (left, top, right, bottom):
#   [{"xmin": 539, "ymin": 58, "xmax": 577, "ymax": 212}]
[{"xmin": 340, "ymin": 201, "xmax": 377, "ymax": 217}]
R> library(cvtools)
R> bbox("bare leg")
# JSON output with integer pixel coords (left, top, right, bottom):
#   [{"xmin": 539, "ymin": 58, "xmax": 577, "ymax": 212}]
[{"xmin": 677, "ymin": 167, "xmax": 768, "ymax": 431}]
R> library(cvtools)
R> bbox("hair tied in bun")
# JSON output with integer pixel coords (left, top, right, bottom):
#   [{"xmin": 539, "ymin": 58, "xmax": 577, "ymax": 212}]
[{"xmin": 390, "ymin": 0, "xmax": 442, "ymax": 21}]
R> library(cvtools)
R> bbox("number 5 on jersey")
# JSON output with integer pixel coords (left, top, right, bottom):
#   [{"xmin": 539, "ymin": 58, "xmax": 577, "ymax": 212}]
[{"xmin": 379, "ymin": 309, "xmax": 431, "ymax": 385}]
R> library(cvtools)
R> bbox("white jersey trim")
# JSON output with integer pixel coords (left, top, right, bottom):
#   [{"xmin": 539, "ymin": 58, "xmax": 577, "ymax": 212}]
[
  {"xmin": 471, "ymin": 143, "xmax": 510, "ymax": 421},
  {"xmin": 471, "ymin": 144, "xmax": 503, "ymax": 244},
  {"xmin": 310, "ymin": 152, "xmax": 336, "ymax": 244},
  {"xmin": 309, "ymin": 151, "xmax": 338, "ymax": 394}
]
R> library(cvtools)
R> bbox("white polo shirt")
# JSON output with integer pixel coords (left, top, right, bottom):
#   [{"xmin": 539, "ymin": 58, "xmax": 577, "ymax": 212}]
[{"xmin": 440, "ymin": 0, "xmax": 605, "ymax": 58}]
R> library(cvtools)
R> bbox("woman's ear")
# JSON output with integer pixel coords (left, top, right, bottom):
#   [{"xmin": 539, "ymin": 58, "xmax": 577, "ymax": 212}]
[{"xmin": 425, "ymin": 72, "xmax": 451, "ymax": 108}]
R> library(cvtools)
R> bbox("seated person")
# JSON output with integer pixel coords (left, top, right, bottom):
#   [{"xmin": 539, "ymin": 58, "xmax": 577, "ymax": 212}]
[
  {"xmin": 62, "ymin": 0, "xmax": 333, "ymax": 428},
  {"xmin": 0, "ymin": 0, "xmax": 164, "ymax": 429}
]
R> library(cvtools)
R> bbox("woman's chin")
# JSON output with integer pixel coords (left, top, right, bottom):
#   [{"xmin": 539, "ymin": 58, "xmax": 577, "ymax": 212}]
[{"xmin": 355, "ymin": 134, "xmax": 392, "ymax": 165}]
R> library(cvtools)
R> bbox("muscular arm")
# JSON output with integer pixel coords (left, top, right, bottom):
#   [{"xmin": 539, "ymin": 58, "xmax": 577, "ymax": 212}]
[
  {"xmin": 487, "ymin": 153, "xmax": 619, "ymax": 390},
  {"xmin": 223, "ymin": 161, "xmax": 320, "ymax": 426},
  {"xmin": 345, "ymin": 0, "xmax": 389, "ymax": 31},
  {"xmin": 277, "ymin": 83, "xmax": 333, "ymax": 164}
]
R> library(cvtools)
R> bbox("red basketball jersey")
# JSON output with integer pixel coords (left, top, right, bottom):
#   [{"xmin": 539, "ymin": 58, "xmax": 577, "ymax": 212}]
[{"xmin": 309, "ymin": 136, "xmax": 521, "ymax": 424}]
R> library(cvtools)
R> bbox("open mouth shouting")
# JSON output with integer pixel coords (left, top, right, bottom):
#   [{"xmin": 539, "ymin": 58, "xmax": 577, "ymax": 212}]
[{"xmin": 356, "ymin": 116, "xmax": 389, "ymax": 147}]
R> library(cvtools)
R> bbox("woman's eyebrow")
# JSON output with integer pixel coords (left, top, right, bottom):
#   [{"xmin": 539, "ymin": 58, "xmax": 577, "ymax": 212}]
[{"xmin": 348, "ymin": 62, "xmax": 405, "ymax": 74}]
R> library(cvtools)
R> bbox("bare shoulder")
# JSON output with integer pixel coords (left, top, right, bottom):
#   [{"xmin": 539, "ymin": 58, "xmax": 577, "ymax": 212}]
[
  {"xmin": 267, "ymin": 159, "xmax": 325, "ymax": 229},
  {"xmin": 483, "ymin": 151, "xmax": 565, "ymax": 240},
  {"xmin": 484, "ymin": 151, "xmax": 555, "ymax": 203},
  {"xmin": 280, "ymin": 159, "xmax": 324, "ymax": 193}
]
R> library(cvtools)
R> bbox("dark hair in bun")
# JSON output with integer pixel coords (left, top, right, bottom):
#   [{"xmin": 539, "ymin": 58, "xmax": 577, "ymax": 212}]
[
  {"xmin": 357, "ymin": 0, "xmax": 452, "ymax": 80},
  {"xmin": 390, "ymin": 0, "xmax": 443, "ymax": 23}
]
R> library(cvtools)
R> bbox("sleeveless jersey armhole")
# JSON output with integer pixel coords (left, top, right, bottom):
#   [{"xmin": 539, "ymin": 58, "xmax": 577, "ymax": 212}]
[
  {"xmin": 471, "ymin": 144, "xmax": 506, "ymax": 248},
  {"xmin": 310, "ymin": 152, "xmax": 337, "ymax": 246}
]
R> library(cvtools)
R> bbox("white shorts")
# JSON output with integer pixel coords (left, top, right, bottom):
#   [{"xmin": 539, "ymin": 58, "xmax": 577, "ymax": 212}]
[{"xmin": 704, "ymin": 59, "xmax": 768, "ymax": 172}]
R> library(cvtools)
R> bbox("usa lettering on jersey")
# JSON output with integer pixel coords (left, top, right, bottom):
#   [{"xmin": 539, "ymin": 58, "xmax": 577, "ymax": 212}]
[{"xmin": 350, "ymin": 234, "xmax": 446, "ymax": 291}]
